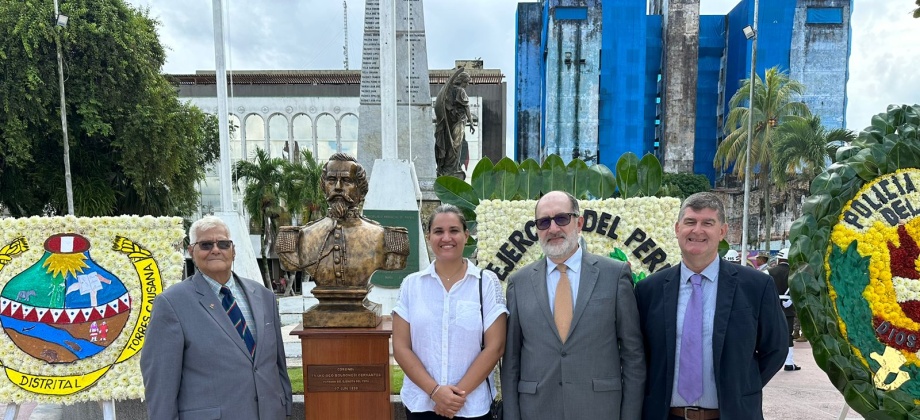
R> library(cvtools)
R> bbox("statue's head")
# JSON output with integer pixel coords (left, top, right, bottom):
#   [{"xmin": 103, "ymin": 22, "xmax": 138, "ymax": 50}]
[
  {"xmin": 322, "ymin": 153, "xmax": 369, "ymax": 218},
  {"xmin": 454, "ymin": 71, "xmax": 471, "ymax": 85}
]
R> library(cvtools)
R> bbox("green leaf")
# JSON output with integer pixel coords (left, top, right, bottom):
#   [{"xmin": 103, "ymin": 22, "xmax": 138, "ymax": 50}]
[
  {"xmin": 789, "ymin": 214, "xmax": 817, "ymax": 243},
  {"xmin": 842, "ymin": 381, "xmax": 880, "ymax": 416},
  {"xmin": 835, "ymin": 145, "xmax": 860, "ymax": 163},
  {"xmin": 518, "ymin": 158, "xmax": 543, "ymax": 199},
  {"xmin": 801, "ymin": 193, "xmax": 832, "ymax": 221},
  {"xmin": 542, "ymin": 154, "xmax": 569, "ymax": 193},
  {"xmin": 492, "ymin": 157, "xmax": 519, "ymax": 200},
  {"xmin": 433, "ymin": 176, "xmax": 479, "ymax": 220},
  {"xmin": 636, "ymin": 153, "xmax": 664, "ymax": 197},
  {"xmin": 567, "ymin": 159, "xmax": 591, "ymax": 199},
  {"xmin": 463, "ymin": 236, "xmax": 477, "ymax": 258},
  {"xmin": 809, "ymin": 171, "xmax": 843, "ymax": 197},
  {"xmin": 616, "ymin": 152, "xmax": 640, "ymax": 199},
  {"xmin": 470, "ymin": 158, "xmax": 495, "ymax": 200},
  {"xmin": 587, "ymin": 164, "xmax": 616, "ymax": 199},
  {"xmin": 887, "ymin": 142, "xmax": 920, "ymax": 170},
  {"xmin": 541, "ymin": 154, "xmax": 566, "ymax": 171},
  {"xmin": 608, "ymin": 248, "xmax": 628, "ymax": 262}
]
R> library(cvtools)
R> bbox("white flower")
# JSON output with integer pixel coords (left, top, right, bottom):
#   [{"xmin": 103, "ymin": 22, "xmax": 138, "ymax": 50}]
[
  {"xmin": 476, "ymin": 198, "xmax": 682, "ymax": 277},
  {"xmin": 0, "ymin": 216, "xmax": 184, "ymax": 403}
]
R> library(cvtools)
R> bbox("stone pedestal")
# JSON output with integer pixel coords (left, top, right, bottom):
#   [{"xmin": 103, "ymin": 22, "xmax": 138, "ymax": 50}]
[
  {"xmin": 302, "ymin": 286, "xmax": 381, "ymax": 328},
  {"xmin": 292, "ymin": 318, "xmax": 394, "ymax": 420}
]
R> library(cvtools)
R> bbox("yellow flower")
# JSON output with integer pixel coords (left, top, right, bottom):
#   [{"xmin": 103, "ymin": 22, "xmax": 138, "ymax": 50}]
[{"xmin": 0, "ymin": 216, "xmax": 183, "ymax": 403}]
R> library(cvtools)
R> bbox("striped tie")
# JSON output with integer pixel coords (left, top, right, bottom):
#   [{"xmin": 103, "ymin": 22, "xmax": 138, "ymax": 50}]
[{"xmin": 220, "ymin": 286, "xmax": 256, "ymax": 357}]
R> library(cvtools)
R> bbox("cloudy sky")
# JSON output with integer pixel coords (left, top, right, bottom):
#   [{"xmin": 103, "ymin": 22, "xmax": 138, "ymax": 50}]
[{"xmin": 125, "ymin": 0, "xmax": 919, "ymax": 143}]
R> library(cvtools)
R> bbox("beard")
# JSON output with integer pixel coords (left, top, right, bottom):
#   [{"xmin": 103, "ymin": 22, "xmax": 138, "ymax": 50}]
[
  {"xmin": 328, "ymin": 196, "xmax": 356, "ymax": 219},
  {"xmin": 540, "ymin": 232, "xmax": 580, "ymax": 260}
]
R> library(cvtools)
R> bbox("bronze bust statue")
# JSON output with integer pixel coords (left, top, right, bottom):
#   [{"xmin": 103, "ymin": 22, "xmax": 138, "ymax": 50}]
[{"xmin": 276, "ymin": 153, "xmax": 409, "ymax": 327}]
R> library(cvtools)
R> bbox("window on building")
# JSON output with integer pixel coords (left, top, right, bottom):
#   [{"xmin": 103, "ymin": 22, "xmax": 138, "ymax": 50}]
[
  {"xmin": 244, "ymin": 114, "xmax": 266, "ymax": 160},
  {"xmin": 269, "ymin": 114, "xmax": 289, "ymax": 160},
  {"xmin": 806, "ymin": 7, "xmax": 843, "ymax": 24},
  {"xmin": 340, "ymin": 114, "xmax": 359, "ymax": 157},
  {"xmin": 554, "ymin": 7, "xmax": 587, "ymax": 20},
  {"xmin": 292, "ymin": 114, "xmax": 314, "ymax": 162},
  {"xmin": 229, "ymin": 114, "xmax": 242, "ymax": 165},
  {"xmin": 315, "ymin": 114, "xmax": 338, "ymax": 161}
]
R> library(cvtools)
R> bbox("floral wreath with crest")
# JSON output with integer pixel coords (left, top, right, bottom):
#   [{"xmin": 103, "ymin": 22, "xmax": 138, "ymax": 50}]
[{"xmin": 791, "ymin": 104, "xmax": 920, "ymax": 417}]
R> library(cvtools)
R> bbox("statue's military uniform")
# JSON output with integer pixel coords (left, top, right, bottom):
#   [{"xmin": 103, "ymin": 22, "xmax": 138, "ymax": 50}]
[
  {"xmin": 277, "ymin": 217, "xmax": 408, "ymax": 287},
  {"xmin": 276, "ymin": 216, "xmax": 408, "ymax": 327}
]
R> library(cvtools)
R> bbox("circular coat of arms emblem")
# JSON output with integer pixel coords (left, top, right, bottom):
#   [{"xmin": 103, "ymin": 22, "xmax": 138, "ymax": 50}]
[{"xmin": 792, "ymin": 105, "xmax": 920, "ymax": 416}]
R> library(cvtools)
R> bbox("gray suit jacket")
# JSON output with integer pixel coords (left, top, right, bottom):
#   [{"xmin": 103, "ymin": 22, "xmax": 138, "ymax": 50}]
[
  {"xmin": 141, "ymin": 272, "xmax": 292, "ymax": 420},
  {"xmin": 502, "ymin": 251, "xmax": 645, "ymax": 420}
]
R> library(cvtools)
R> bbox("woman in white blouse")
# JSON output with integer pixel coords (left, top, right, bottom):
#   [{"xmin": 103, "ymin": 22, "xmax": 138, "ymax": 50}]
[{"xmin": 393, "ymin": 204, "xmax": 508, "ymax": 420}]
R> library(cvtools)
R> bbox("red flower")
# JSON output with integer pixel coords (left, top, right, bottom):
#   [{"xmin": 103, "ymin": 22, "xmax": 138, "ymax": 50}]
[{"xmin": 889, "ymin": 225, "xmax": 920, "ymax": 280}]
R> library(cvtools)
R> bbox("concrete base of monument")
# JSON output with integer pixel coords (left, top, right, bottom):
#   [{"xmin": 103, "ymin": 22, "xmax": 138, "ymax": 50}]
[
  {"xmin": 364, "ymin": 159, "xmax": 429, "ymax": 317},
  {"xmin": 60, "ymin": 396, "xmax": 412, "ymax": 420}
]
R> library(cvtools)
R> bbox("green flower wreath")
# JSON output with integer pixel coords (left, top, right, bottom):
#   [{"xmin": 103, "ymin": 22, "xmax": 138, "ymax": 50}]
[{"xmin": 791, "ymin": 104, "xmax": 920, "ymax": 418}]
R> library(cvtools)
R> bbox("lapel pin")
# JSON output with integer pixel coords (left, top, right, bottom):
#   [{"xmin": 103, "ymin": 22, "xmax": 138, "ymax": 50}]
[{"xmin": 209, "ymin": 304, "xmax": 215, "ymax": 309}]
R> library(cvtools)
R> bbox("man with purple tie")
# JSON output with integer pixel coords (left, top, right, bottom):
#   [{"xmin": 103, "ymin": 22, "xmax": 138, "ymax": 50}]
[{"xmin": 635, "ymin": 192, "xmax": 787, "ymax": 420}]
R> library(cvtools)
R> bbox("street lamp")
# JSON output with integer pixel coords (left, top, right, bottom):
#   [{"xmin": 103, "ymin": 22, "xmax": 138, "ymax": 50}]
[
  {"xmin": 53, "ymin": 0, "xmax": 75, "ymax": 215},
  {"xmin": 739, "ymin": 0, "xmax": 759, "ymax": 266}
]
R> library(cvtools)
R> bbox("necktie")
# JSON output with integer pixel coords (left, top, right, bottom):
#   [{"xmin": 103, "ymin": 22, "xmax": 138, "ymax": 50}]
[
  {"xmin": 678, "ymin": 274, "xmax": 703, "ymax": 403},
  {"xmin": 554, "ymin": 263, "xmax": 573, "ymax": 343},
  {"xmin": 220, "ymin": 286, "xmax": 256, "ymax": 357}
]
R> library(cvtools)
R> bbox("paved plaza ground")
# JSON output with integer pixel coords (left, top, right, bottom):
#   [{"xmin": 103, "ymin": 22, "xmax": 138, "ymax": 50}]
[{"xmin": 0, "ymin": 340, "xmax": 866, "ymax": 419}]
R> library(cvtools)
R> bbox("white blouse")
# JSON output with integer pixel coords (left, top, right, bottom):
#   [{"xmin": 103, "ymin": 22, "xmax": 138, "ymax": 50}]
[{"xmin": 393, "ymin": 259, "xmax": 508, "ymax": 417}]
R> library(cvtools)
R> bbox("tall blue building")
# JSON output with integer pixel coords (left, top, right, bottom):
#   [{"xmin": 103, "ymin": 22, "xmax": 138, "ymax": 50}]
[{"xmin": 515, "ymin": 0, "xmax": 852, "ymax": 183}]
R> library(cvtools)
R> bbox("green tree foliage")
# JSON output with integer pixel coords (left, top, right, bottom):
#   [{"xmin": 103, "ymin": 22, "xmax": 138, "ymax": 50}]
[
  {"xmin": 279, "ymin": 149, "xmax": 326, "ymax": 226},
  {"xmin": 233, "ymin": 148, "xmax": 284, "ymax": 288},
  {"xmin": 659, "ymin": 172, "xmax": 712, "ymax": 199},
  {"xmin": 715, "ymin": 67, "xmax": 810, "ymax": 252},
  {"xmin": 0, "ymin": 0, "xmax": 219, "ymax": 217},
  {"xmin": 234, "ymin": 148, "xmax": 326, "ymax": 290},
  {"xmin": 771, "ymin": 115, "xmax": 856, "ymax": 187},
  {"xmin": 914, "ymin": 0, "xmax": 920, "ymax": 18}
]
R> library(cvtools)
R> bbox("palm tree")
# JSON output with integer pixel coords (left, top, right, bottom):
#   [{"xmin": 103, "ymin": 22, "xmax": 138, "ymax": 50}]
[
  {"xmin": 279, "ymin": 149, "xmax": 326, "ymax": 226},
  {"xmin": 232, "ymin": 148, "xmax": 285, "ymax": 289},
  {"xmin": 771, "ymin": 115, "xmax": 856, "ymax": 187},
  {"xmin": 715, "ymin": 66, "xmax": 810, "ymax": 252}
]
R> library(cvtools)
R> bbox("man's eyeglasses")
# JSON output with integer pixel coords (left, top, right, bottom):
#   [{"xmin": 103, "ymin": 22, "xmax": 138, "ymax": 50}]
[
  {"xmin": 192, "ymin": 240, "xmax": 233, "ymax": 251},
  {"xmin": 535, "ymin": 213, "xmax": 579, "ymax": 230}
]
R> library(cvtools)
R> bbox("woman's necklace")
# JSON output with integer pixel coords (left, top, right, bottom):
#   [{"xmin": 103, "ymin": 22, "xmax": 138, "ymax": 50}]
[{"xmin": 440, "ymin": 260, "xmax": 467, "ymax": 283}]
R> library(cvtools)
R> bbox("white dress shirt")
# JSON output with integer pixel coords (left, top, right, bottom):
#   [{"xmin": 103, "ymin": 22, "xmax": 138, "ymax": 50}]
[
  {"xmin": 393, "ymin": 259, "xmax": 509, "ymax": 417},
  {"xmin": 545, "ymin": 246, "xmax": 584, "ymax": 313}
]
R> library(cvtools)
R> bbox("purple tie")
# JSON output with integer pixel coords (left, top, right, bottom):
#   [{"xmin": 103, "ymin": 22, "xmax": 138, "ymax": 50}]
[{"xmin": 678, "ymin": 273, "xmax": 704, "ymax": 404}]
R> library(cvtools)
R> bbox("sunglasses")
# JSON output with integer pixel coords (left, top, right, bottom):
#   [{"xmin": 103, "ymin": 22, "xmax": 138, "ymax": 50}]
[
  {"xmin": 192, "ymin": 240, "xmax": 233, "ymax": 251},
  {"xmin": 535, "ymin": 213, "xmax": 579, "ymax": 230}
]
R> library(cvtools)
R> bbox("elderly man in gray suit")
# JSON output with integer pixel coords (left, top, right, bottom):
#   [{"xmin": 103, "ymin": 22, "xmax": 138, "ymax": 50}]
[
  {"xmin": 141, "ymin": 216, "xmax": 292, "ymax": 419},
  {"xmin": 503, "ymin": 191, "xmax": 646, "ymax": 420}
]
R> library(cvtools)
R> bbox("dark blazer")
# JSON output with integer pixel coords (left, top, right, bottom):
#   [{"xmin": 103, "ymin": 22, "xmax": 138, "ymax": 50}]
[
  {"xmin": 141, "ymin": 272, "xmax": 293, "ymax": 420},
  {"xmin": 634, "ymin": 259, "xmax": 787, "ymax": 420},
  {"xmin": 502, "ymin": 251, "xmax": 645, "ymax": 420},
  {"xmin": 769, "ymin": 263, "xmax": 795, "ymax": 317}
]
